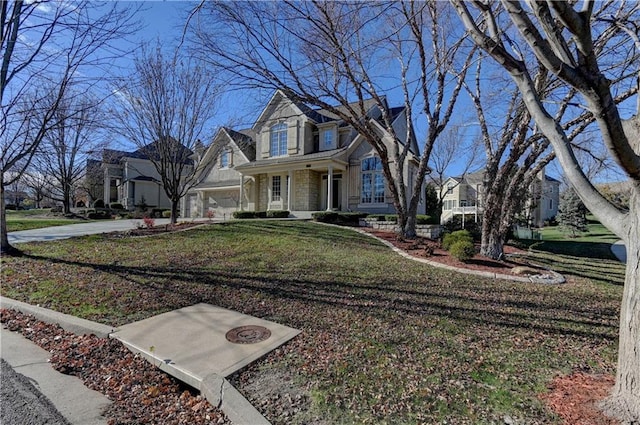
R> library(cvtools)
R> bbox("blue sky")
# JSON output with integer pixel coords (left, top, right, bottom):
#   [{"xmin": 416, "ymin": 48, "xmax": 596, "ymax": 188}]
[{"xmin": 113, "ymin": 1, "xmax": 638, "ymax": 184}]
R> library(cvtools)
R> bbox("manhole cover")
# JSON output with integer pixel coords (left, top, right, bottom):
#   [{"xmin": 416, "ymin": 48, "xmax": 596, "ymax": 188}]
[{"xmin": 226, "ymin": 325, "xmax": 271, "ymax": 344}]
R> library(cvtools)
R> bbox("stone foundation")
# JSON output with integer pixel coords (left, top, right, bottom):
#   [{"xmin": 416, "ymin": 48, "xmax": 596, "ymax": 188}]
[{"xmin": 359, "ymin": 219, "xmax": 443, "ymax": 240}]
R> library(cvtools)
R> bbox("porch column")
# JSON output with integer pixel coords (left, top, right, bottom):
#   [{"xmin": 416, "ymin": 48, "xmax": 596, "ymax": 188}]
[
  {"xmin": 239, "ymin": 173, "xmax": 244, "ymax": 211},
  {"xmin": 287, "ymin": 170, "xmax": 292, "ymax": 211},
  {"xmin": 103, "ymin": 170, "xmax": 110, "ymax": 204},
  {"xmin": 326, "ymin": 165, "xmax": 333, "ymax": 211}
]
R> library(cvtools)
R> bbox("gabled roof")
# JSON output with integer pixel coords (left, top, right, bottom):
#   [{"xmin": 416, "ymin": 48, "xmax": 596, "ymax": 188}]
[
  {"xmin": 224, "ymin": 128, "xmax": 256, "ymax": 161},
  {"xmin": 102, "ymin": 140, "xmax": 193, "ymax": 165}
]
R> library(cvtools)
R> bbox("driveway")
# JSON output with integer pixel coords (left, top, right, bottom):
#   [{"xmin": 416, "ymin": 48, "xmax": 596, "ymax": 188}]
[{"xmin": 7, "ymin": 219, "xmax": 174, "ymax": 244}]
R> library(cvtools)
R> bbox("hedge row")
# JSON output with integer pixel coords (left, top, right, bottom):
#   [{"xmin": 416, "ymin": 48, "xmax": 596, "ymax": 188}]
[
  {"xmin": 232, "ymin": 210, "xmax": 290, "ymax": 219},
  {"xmin": 311, "ymin": 211, "xmax": 368, "ymax": 224}
]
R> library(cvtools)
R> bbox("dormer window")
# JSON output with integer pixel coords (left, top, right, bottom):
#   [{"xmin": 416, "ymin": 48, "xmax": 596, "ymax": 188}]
[
  {"xmin": 323, "ymin": 130, "xmax": 333, "ymax": 149},
  {"xmin": 270, "ymin": 123, "xmax": 288, "ymax": 157},
  {"xmin": 220, "ymin": 149, "xmax": 230, "ymax": 168}
]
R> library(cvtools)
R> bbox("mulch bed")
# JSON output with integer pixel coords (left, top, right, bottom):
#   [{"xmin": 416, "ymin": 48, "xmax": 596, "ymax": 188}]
[
  {"xmin": 364, "ymin": 229, "xmax": 535, "ymax": 275},
  {"xmin": 542, "ymin": 373, "xmax": 618, "ymax": 425},
  {"xmin": 109, "ymin": 222, "xmax": 205, "ymax": 238}
]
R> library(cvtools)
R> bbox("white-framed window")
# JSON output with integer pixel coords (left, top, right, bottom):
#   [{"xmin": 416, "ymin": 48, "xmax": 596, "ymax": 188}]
[
  {"xmin": 323, "ymin": 130, "xmax": 333, "ymax": 148},
  {"xmin": 270, "ymin": 123, "xmax": 287, "ymax": 157},
  {"xmin": 272, "ymin": 175, "xmax": 281, "ymax": 201},
  {"xmin": 220, "ymin": 149, "xmax": 230, "ymax": 168},
  {"xmin": 447, "ymin": 184, "xmax": 454, "ymax": 195},
  {"xmin": 361, "ymin": 156, "xmax": 384, "ymax": 204},
  {"xmin": 443, "ymin": 199, "xmax": 457, "ymax": 210}
]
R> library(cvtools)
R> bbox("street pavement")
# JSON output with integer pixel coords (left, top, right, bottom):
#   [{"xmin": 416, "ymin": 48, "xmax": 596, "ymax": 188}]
[{"xmin": 1, "ymin": 358, "xmax": 70, "ymax": 425}]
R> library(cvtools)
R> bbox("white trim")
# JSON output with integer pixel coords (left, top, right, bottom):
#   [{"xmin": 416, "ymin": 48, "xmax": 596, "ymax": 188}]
[{"xmin": 193, "ymin": 185, "xmax": 241, "ymax": 192}]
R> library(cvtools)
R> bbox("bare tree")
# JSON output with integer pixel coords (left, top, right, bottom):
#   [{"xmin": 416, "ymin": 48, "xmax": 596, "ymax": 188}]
[
  {"xmin": 32, "ymin": 92, "xmax": 105, "ymax": 214},
  {"xmin": 452, "ymin": 1, "xmax": 640, "ymax": 420},
  {"xmin": 1, "ymin": 0, "xmax": 140, "ymax": 254},
  {"xmin": 21, "ymin": 171, "xmax": 51, "ymax": 209},
  {"xmin": 111, "ymin": 44, "xmax": 220, "ymax": 224},
  {"xmin": 190, "ymin": 1, "xmax": 474, "ymax": 238}
]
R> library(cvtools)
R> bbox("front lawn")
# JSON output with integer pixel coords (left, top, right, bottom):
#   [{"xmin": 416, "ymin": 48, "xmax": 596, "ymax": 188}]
[
  {"xmin": 0, "ymin": 221, "xmax": 622, "ymax": 424},
  {"xmin": 5, "ymin": 209, "xmax": 88, "ymax": 232}
]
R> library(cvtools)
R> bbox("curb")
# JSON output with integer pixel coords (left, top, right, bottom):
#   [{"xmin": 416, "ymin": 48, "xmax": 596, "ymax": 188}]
[
  {"xmin": 0, "ymin": 297, "xmax": 272, "ymax": 425},
  {"xmin": 0, "ymin": 297, "xmax": 116, "ymax": 337},
  {"xmin": 316, "ymin": 222, "xmax": 565, "ymax": 284}
]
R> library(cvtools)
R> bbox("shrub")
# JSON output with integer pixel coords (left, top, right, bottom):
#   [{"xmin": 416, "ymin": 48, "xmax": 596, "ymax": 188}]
[
  {"xmin": 449, "ymin": 240, "xmax": 476, "ymax": 262},
  {"xmin": 443, "ymin": 216, "xmax": 482, "ymax": 240},
  {"xmin": 266, "ymin": 210, "xmax": 290, "ymax": 218},
  {"xmin": 312, "ymin": 211, "xmax": 339, "ymax": 223},
  {"xmin": 109, "ymin": 203, "xmax": 124, "ymax": 210},
  {"xmin": 93, "ymin": 199, "xmax": 105, "ymax": 208},
  {"xmin": 416, "ymin": 215, "xmax": 438, "ymax": 225},
  {"xmin": 442, "ymin": 230, "xmax": 473, "ymax": 250},
  {"xmin": 233, "ymin": 211, "xmax": 257, "ymax": 219},
  {"xmin": 142, "ymin": 215, "xmax": 155, "ymax": 228},
  {"xmin": 151, "ymin": 208, "xmax": 169, "ymax": 218},
  {"xmin": 336, "ymin": 212, "xmax": 368, "ymax": 225},
  {"xmin": 5, "ymin": 204, "xmax": 17, "ymax": 210},
  {"xmin": 366, "ymin": 214, "xmax": 386, "ymax": 222},
  {"xmin": 384, "ymin": 214, "xmax": 398, "ymax": 223},
  {"xmin": 162, "ymin": 210, "xmax": 172, "ymax": 218},
  {"xmin": 87, "ymin": 210, "xmax": 111, "ymax": 220},
  {"xmin": 254, "ymin": 211, "xmax": 267, "ymax": 218}
]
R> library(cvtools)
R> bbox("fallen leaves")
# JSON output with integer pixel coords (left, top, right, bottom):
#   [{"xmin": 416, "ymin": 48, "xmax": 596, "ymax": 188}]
[{"xmin": 0, "ymin": 309, "xmax": 229, "ymax": 425}]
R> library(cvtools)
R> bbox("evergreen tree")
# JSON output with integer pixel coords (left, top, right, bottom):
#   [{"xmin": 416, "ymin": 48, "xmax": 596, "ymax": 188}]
[{"xmin": 557, "ymin": 188, "xmax": 588, "ymax": 237}]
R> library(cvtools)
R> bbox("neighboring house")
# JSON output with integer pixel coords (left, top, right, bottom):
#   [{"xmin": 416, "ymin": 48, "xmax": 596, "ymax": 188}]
[
  {"xmin": 183, "ymin": 90, "xmax": 425, "ymax": 218},
  {"xmin": 440, "ymin": 169, "xmax": 560, "ymax": 227},
  {"xmin": 97, "ymin": 141, "xmax": 192, "ymax": 210}
]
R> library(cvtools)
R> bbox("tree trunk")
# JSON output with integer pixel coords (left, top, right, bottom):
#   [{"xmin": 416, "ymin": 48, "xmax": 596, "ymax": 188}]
[
  {"xmin": 63, "ymin": 188, "xmax": 71, "ymax": 214},
  {"xmin": 0, "ymin": 181, "xmax": 21, "ymax": 256},
  {"xmin": 480, "ymin": 220, "xmax": 506, "ymax": 260},
  {"xmin": 403, "ymin": 211, "xmax": 417, "ymax": 239},
  {"xmin": 600, "ymin": 196, "xmax": 640, "ymax": 423},
  {"xmin": 170, "ymin": 200, "xmax": 179, "ymax": 225}
]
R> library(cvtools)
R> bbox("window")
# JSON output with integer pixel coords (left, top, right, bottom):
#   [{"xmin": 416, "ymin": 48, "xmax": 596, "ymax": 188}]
[
  {"xmin": 447, "ymin": 184, "xmax": 454, "ymax": 195},
  {"xmin": 443, "ymin": 199, "xmax": 457, "ymax": 210},
  {"xmin": 361, "ymin": 157, "xmax": 384, "ymax": 204},
  {"xmin": 220, "ymin": 149, "xmax": 230, "ymax": 168},
  {"xmin": 271, "ymin": 175, "xmax": 281, "ymax": 201},
  {"xmin": 270, "ymin": 123, "xmax": 287, "ymax": 157},
  {"xmin": 323, "ymin": 130, "xmax": 333, "ymax": 148},
  {"xmin": 549, "ymin": 199, "xmax": 553, "ymax": 210}
]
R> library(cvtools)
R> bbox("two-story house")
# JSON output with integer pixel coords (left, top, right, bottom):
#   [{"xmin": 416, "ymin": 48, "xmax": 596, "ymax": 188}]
[
  {"xmin": 98, "ymin": 141, "xmax": 192, "ymax": 210},
  {"xmin": 440, "ymin": 169, "xmax": 560, "ymax": 227},
  {"xmin": 183, "ymin": 90, "xmax": 425, "ymax": 219}
]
